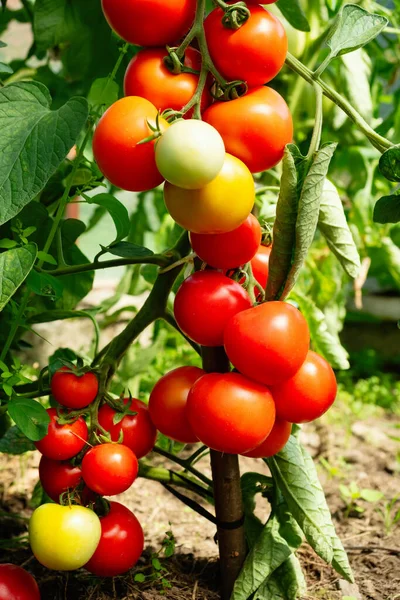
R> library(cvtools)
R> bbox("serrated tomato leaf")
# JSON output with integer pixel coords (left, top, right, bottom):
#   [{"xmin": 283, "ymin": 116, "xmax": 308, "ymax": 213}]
[
  {"xmin": 7, "ymin": 398, "xmax": 50, "ymax": 441},
  {"xmin": 373, "ymin": 191, "xmax": 400, "ymax": 224},
  {"xmin": 276, "ymin": 0, "xmax": 310, "ymax": 32},
  {"xmin": 0, "ymin": 425, "xmax": 36, "ymax": 454},
  {"xmin": 86, "ymin": 193, "xmax": 130, "ymax": 245},
  {"xmin": 0, "ymin": 243, "xmax": 37, "ymax": 312},
  {"xmin": 107, "ymin": 241, "xmax": 155, "ymax": 259},
  {"xmin": 378, "ymin": 146, "xmax": 400, "ymax": 183}
]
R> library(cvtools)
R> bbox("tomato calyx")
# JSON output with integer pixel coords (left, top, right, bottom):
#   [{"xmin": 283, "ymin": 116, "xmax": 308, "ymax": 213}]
[
  {"xmin": 215, "ymin": 1, "xmax": 251, "ymax": 30},
  {"xmin": 163, "ymin": 46, "xmax": 201, "ymax": 76},
  {"xmin": 212, "ymin": 79, "xmax": 248, "ymax": 102}
]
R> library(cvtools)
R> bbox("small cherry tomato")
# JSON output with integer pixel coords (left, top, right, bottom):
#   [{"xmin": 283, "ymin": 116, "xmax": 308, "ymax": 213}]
[
  {"xmin": 85, "ymin": 502, "xmax": 144, "ymax": 577},
  {"xmin": 224, "ymin": 302, "xmax": 310, "ymax": 386},
  {"xmin": 93, "ymin": 96, "xmax": 168, "ymax": 192},
  {"xmin": 164, "ymin": 153, "xmax": 255, "ymax": 233},
  {"xmin": 186, "ymin": 372, "xmax": 276, "ymax": 454},
  {"xmin": 29, "ymin": 504, "xmax": 101, "ymax": 571},
  {"xmin": 174, "ymin": 271, "xmax": 252, "ymax": 347},
  {"xmin": 155, "ymin": 120, "xmax": 225, "ymax": 189},
  {"xmin": 148, "ymin": 366, "xmax": 204, "ymax": 443},
  {"xmin": 271, "ymin": 351, "xmax": 337, "ymax": 423},
  {"xmin": 124, "ymin": 47, "xmax": 211, "ymax": 118},
  {"xmin": 242, "ymin": 419, "xmax": 292, "ymax": 458},
  {"xmin": 51, "ymin": 367, "xmax": 98, "ymax": 409},
  {"xmin": 205, "ymin": 4, "xmax": 287, "ymax": 87},
  {"xmin": 34, "ymin": 408, "xmax": 88, "ymax": 461},
  {"xmin": 97, "ymin": 398, "xmax": 157, "ymax": 459},
  {"xmin": 203, "ymin": 86, "xmax": 293, "ymax": 173},
  {"xmin": 101, "ymin": 0, "xmax": 196, "ymax": 47},
  {"xmin": 190, "ymin": 214, "xmax": 261, "ymax": 270},
  {"xmin": 0, "ymin": 564, "xmax": 40, "ymax": 600},
  {"xmin": 251, "ymin": 244, "xmax": 271, "ymax": 290},
  {"xmin": 81, "ymin": 443, "xmax": 138, "ymax": 496},
  {"xmin": 39, "ymin": 456, "xmax": 82, "ymax": 503}
]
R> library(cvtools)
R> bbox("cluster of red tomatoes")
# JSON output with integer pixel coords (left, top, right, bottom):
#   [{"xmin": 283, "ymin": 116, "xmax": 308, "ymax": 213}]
[{"xmin": 28, "ymin": 368, "xmax": 157, "ymax": 577}]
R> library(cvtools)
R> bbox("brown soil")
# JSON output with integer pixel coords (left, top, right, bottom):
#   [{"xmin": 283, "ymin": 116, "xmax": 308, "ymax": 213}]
[{"xmin": 0, "ymin": 406, "xmax": 399, "ymax": 600}]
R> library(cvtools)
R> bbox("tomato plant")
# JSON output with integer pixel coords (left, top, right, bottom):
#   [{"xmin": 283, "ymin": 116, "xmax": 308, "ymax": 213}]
[
  {"xmin": 29, "ymin": 504, "xmax": 101, "ymax": 571},
  {"xmin": 39, "ymin": 456, "xmax": 82, "ymax": 503},
  {"xmin": 85, "ymin": 502, "xmax": 144, "ymax": 577},
  {"xmin": 81, "ymin": 443, "xmax": 139, "ymax": 496},
  {"xmin": 51, "ymin": 367, "xmax": 98, "ymax": 409},
  {"xmin": 34, "ymin": 409, "xmax": 88, "ymax": 461},
  {"xmin": 0, "ymin": 564, "xmax": 40, "ymax": 600}
]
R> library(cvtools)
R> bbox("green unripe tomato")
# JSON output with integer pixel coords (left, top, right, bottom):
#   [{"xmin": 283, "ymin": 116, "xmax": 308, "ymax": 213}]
[
  {"xmin": 155, "ymin": 119, "xmax": 225, "ymax": 189},
  {"xmin": 29, "ymin": 504, "xmax": 101, "ymax": 571}
]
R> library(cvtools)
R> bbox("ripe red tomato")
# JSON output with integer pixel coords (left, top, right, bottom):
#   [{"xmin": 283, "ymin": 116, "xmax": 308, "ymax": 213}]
[
  {"xmin": 92, "ymin": 96, "xmax": 168, "ymax": 192},
  {"xmin": 271, "ymin": 351, "xmax": 337, "ymax": 423},
  {"xmin": 204, "ymin": 5, "xmax": 287, "ymax": 87},
  {"xmin": 51, "ymin": 368, "xmax": 98, "ymax": 409},
  {"xmin": 97, "ymin": 398, "xmax": 157, "ymax": 459},
  {"xmin": 0, "ymin": 564, "xmax": 40, "ymax": 600},
  {"xmin": 251, "ymin": 244, "xmax": 271, "ymax": 290},
  {"xmin": 81, "ymin": 443, "xmax": 138, "ymax": 496},
  {"xmin": 224, "ymin": 301, "xmax": 310, "ymax": 386},
  {"xmin": 34, "ymin": 408, "xmax": 88, "ymax": 461},
  {"xmin": 124, "ymin": 47, "xmax": 211, "ymax": 118},
  {"xmin": 148, "ymin": 366, "xmax": 204, "ymax": 444},
  {"xmin": 203, "ymin": 86, "xmax": 293, "ymax": 173},
  {"xmin": 39, "ymin": 456, "xmax": 82, "ymax": 503},
  {"xmin": 190, "ymin": 214, "xmax": 261, "ymax": 270},
  {"xmin": 174, "ymin": 271, "xmax": 252, "ymax": 347},
  {"xmin": 242, "ymin": 419, "xmax": 292, "ymax": 458},
  {"xmin": 85, "ymin": 502, "xmax": 144, "ymax": 577},
  {"xmin": 101, "ymin": 0, "xmax": 196, "ymax": 47},
  {"xmin": 186, "ymin": 372, "xmax": 275, "ymax": 454}
]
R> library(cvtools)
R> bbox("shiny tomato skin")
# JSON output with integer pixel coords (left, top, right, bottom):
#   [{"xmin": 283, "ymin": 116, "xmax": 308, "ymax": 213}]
[
  {"xmin": 204, "ymin": 5, "xmax": 287, "ymax": 87},
  {"xmin": 224, "ymin": 302, "xmax": 310, "ymax": 386},
  {"xmin": 164, "ymin": 153, "xmax": 255, "ymax": 234},
  {"xmin": 174, "ymin": 271, "xmax": 252, "ymax": 347},
  {"xmin": 51, "ymin": 368, "xmax": 98, "ymax": 409},
  {"xmin": 186, "ymin": 372, "xmax": 276, "ymax": 454},
  {"xmin": 81, "ymin": 443, "xmax": 138, "ymax": 496},
  {"xmin": 0, "ymin": 564, "xmax": 40, "ymax": 600},
  {"xmin": 148, "ymin": 366, "xmax": 204, "ymax": 444},
  {"xmin": 39, "ymin": 456, "xmax": 82, "ymax": 503},
  {"xmin": 242, "ymin": 419, "xmax": 292, "ymax": 458},
  {"xmin": 101, "ymin": 0, "xmax": 196, "ymax": 47},
  {"xmin": 92, "ymin": 96, "xmax": 168, "ymax": 192},
  {"xmin": 190, "ymin": 214, "xmax": 261, "ymax": 270},
  {"xmin": 85, "ymin": 502, "xmax": 144, "ymax": 577},
  {"xmin": 97, "ymin": 398, "xmax": 157, "ymax": 459},
  {"xmin": 271, "ymin": 351, "xmax": 337, "ymax": 423},
  {"xmin": 34, "ymin": 408, "xmax": 88, "ymax": 461},
  {"xmin": 124, "ymin": 47, "xmax": 211, "ymax": 118},
  {"xmin": 203, "ymin": 86, "xmax": 293, "ymax": 173},
  {"xmin": 252, "ymin": 244, "xmax": 271, "ymax": 290}
]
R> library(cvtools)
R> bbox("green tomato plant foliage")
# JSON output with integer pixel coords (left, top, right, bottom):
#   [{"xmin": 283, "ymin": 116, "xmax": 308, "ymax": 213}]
[{"xmin": 0, "ymin": 0, "xmax": 399, "ymax": 598}]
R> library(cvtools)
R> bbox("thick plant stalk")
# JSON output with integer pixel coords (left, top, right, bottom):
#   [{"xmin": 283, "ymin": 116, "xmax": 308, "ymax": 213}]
[{"xmin": 202, "ymin": 347, "xmax": 247, "ymax": 600}]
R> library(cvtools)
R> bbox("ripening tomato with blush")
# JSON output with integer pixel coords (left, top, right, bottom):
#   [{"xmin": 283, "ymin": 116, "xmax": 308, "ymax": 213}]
[
  {"xmin": 224, "ymin": 301, "xmax": 310, "ymax": 386},
  {"xmin": 190, "ymin": 214, "xmax": 261, "ymax": 270},
  {"xmin": 242, "ymin": 419, "xmax": 292, "ymax": 458},
  {"xmin": 174, "ymin": 271, "xmax": 252, "ymax": 347},
  {"xmin": 186, "ymin": 372, "xmax": 276, "ymax": 454},
  {"xmin": 124, "ymin": 47, "xmax": 211, "ymax": 118},
  {"xmin": 0, "ymin": 564, "xmax": 41, "ymax": 600},
  {"xmin": 204, "ymin": 4, "xmax": 287, "ymax": 87},
  {"xmin": 148, "ymin": 366, "xmax": 204, "ymax": 443},
  {"xmin": 85, "ymin": 502, "xmax": 144, "ymax": 577},
  {"xmin": 51, "ymin": 367, "xmax": 98, "ymax": 409},
  {"xmin": 271, "ymin": 351, "xmax": 337, "ymax": 423},
  {"xmin": 203, "ymin": 86, "xmax": 293, "ymax": 173},
  {"xmin": 101, "ymin": 0, "xmax": 196, "ymax": 47},
  {"xmin": 93, "ymin": 96, "xmax": 168, "ymax": 192},
  {"xmin": 39, "ymin": 456, "xmax": 82, "ymax": 503},
  {"xmin": 81, "ymin": 443, "xmax": 138, "ymax": 496},
  {"xmin": 97, "ymin": 398, "xmax": 157, "ymax": 459},
  {"xmin": 34, "ymin": 408, "xmax": 88, "ymax": 461}
]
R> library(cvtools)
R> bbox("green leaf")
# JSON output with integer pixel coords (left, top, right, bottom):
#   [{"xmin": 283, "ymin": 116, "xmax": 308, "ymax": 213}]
[
  {"xmin": 37, "ymin": 251, "xmax": 57, "ymax": 266},
  {"xmin": 0, "ymin": 62, "xmax": 13, "ymax": 75},
  {"xmin": 0, "ymin": 425, "xmax": 36, "ymax": 454},
  {"xmin": 107, "ymin": 241, "xmax": 155, "ymax": 259},
  {"xmin": 360, "ymin": 489, "xmax": 384, "ymax": 502},
  {"xmin": 373, "ymin": 191, "xmax": 400, "ymax": 224},
  {"xmin": 276, "ymin": 0, "xmax": 310, "ymax": 32},
  {"xmin": 0, "ymin": 244, "xmax": 37, "ymax": 312},
  {"xmin": 378, "ymin": 146, "xmax": 400, "ymax": 183},
  {"xmin": 26, "ymin": 269, "xmax": 64, "ymax": 301},
  {"xmin": 87, "ymin": 77, "xmax": 119, "ymax": 108},
  {"xmin": 0, "ymin": 81, "xmax": 88, "ymax": 226},
  {"xmin": 7, "ymin": 398, "xmax": 50, "ymax": 441},
  {"xmin": 326, "ymin": 4, "xmax": 388, "ymax": 59},
  {"xmin": 0, "ymin": 239, "xmax": 18, "ymax": 249},
  {"xmin": 134, "ymin": 573, "xmax": 146, "ymax": 583},
  {"xmin": 267, "ymin": 437, "xmax": 354, "ymax": 582},
  {"xmin": 241, "ymin": 472, "xmax": 274, "ymax": 547},
  {"xmin": 86, "ymin": 193, "xmax": 130, "ymax": 245},
  {"xmin": 318, "ymin": 180, "xmax": 361, "ymax": 278},
  {"xmin": 30, "ymin": 480, "xmax": 46, "ymax": 509},
  {"xmin": 255, "ymin": 555, "xmax": 307, "ymax": 600},
  {"xmin": 341, "ymin": 50, "xmax": 372, "ymax": 122}
]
